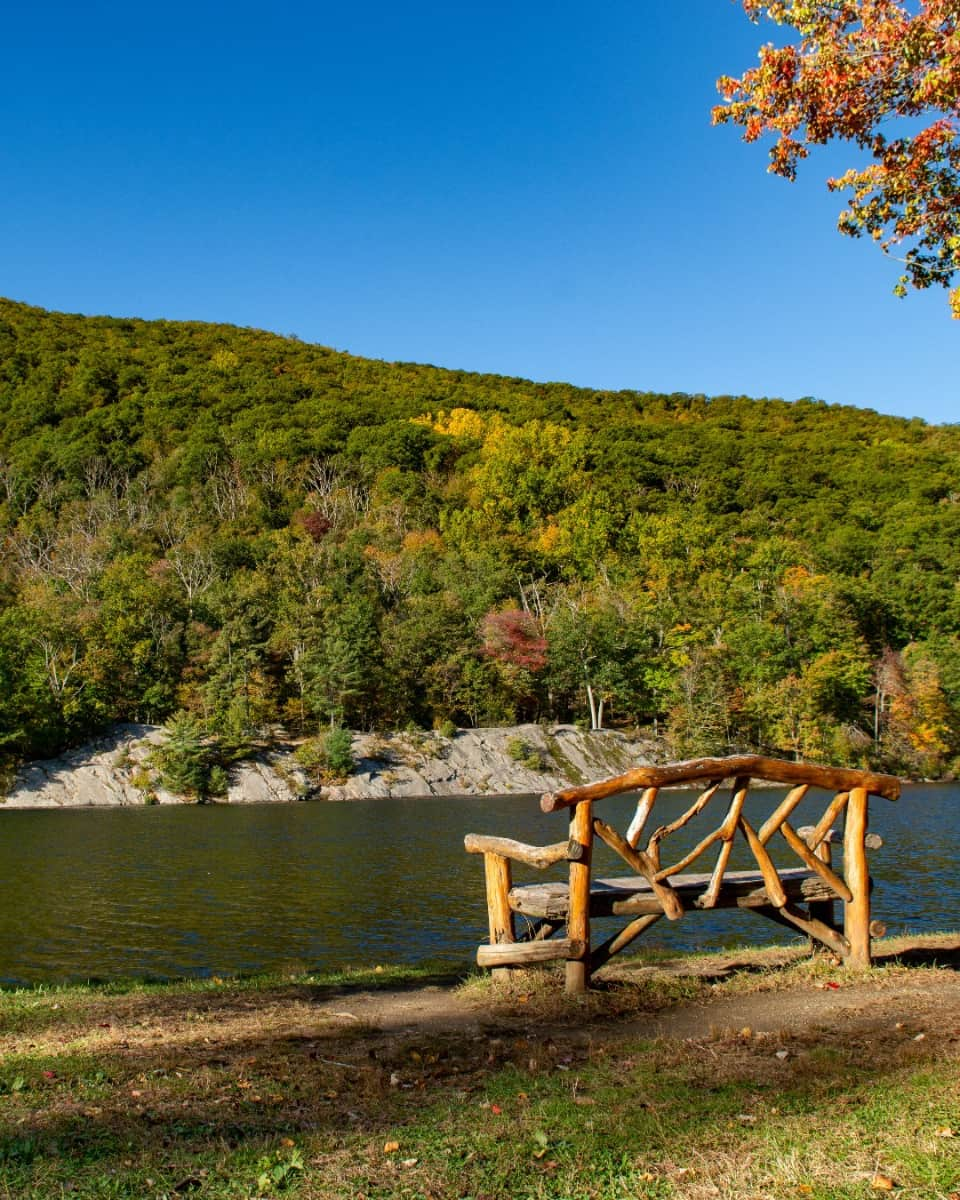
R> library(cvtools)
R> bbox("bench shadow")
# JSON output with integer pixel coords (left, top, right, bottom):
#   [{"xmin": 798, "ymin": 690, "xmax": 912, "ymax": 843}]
[{"xmin": 874, "ymin": 944, "xmax": 960, "ymax": 969}]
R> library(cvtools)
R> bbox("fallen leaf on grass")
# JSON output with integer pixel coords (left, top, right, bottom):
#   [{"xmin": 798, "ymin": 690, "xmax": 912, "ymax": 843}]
[
  {"xmin": 400, "ymin": 1157, "xmax": 418, "ymax": 1167},
  {"xmin": 383, "ymin": 1141, "xmax": 400, "ymax": 1154},
  {"xmin": 871, "ymin": 1174, "xmax": 897, "ymax": 1191},
  {"xmin": 935, "ymin": 1127, "xmax": 955, "ymax": 1138}
]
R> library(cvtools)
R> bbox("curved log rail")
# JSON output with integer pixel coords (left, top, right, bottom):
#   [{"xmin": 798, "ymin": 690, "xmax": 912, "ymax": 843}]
[
  {"xmin": 541, "ymin": 755, "xmax": 901, "ymax": 812},
  {"xmin": 466, "ymin": 756, "xmax": 900, "ymax": 993}
]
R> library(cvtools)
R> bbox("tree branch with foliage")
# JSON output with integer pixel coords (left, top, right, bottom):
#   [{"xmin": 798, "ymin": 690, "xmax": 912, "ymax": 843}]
[{"xmin": 715, "ymin": 1, "xmax": 960, "ymax": 314}]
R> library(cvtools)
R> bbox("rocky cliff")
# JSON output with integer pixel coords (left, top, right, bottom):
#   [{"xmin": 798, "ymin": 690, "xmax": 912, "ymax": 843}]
[{"xmin": 1, "ymin": 723, "xmax": 661, "ymax": 809}]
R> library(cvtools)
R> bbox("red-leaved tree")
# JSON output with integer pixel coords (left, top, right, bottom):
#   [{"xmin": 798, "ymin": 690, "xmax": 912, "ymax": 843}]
[
  {"xmin": 714, "ymin": 1, "xmax": 960, "ymax": 314},
  {"xmin": 480, "ymin": 609, "xmax": 548, "ymax": 673}
]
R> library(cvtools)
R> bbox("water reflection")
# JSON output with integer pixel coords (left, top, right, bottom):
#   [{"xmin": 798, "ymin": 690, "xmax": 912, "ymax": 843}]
[{"xmin": 0, "ymin": 785, "xmax": 955, "ymax": 985}]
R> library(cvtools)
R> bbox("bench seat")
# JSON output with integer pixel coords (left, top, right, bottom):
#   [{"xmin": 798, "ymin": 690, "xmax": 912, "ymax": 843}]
[{"xmin": 509, "ymin": 866, "xmax": 839, "ymax": 921}]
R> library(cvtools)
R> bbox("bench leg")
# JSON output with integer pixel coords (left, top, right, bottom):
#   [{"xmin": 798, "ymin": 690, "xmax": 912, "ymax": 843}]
[
  {"xmin": 807, "ymin": 900, "xmax": 837, "ymax": 953},
  {"xmin": 483, "ymin": 852, "xmax": 515, "ymax": 980},
  {"xmin": 565, "ymin": 800, "xmax": 593, "ymax": 994},
  {"xmin": 843, "ymin": 787, "xmax": 871, "ymax": 969}
]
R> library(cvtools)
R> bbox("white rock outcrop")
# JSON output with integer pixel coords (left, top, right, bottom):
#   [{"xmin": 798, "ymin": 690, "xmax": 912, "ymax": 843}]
[{"xmin": 2, "ymin": 723, "xmax": 660, "ymax": 808}]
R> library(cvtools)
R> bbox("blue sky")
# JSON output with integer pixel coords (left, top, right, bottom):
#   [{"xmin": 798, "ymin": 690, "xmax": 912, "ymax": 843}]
[{"xmin": 2, "ymin": 1, "xmax": 956, "ymax": 424}]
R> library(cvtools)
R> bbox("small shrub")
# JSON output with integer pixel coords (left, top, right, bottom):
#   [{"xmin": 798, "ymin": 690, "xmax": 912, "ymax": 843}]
[
  {"xmin": 155, "ymin": 712, "xmax": 209, "ymax": 797},
  {"xmin": 506, "ymin": 736, "xmax": 531, "ymax": 762},
  {"xmin": 436, "ymin": 718, "xmax": 458, "ymax": 739},
  {"xmin": 207, "ymin": 765, "xmax": 230, "ymax": 797},
  {"xmin": 324, "ymin": 727, "xmax": 355, "ymax": 775},
  {"xmin": 506, "ymin": 735, "xmax": 546, "ymax": 772},
  {"xmin": 129, "ymin": 766, "xmax": 153, "ymax": 791},
  {"xmin": 295, "ymin": 729, "xmax": 356, "ymax": 783},
  {"xmin": 153, "ymin": 712, "xmax": 233, "ymax": 800}
]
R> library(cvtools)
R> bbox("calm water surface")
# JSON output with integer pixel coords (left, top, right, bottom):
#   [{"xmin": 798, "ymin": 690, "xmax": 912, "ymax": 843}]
[{"xmin": 0, "ymin": 785, "xmax": 956, "ymax": 985}]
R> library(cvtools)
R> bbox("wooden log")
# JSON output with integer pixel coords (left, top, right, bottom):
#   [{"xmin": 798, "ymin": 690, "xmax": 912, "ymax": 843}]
[
  {"xmin": 796, "ymin": 826, "xmax": 883, "ymax": 850},
  {"xmin": 483, "ymin": 853, "xmax": 515, "ymax": 982},
  {"xmin": 647, "ymin": 779, "xmax": 723, "ymax": 854},
  {"xmin": 626, "ymin": 787, "xmax": 658, "ymax": 848},
  {"xmin": 780, "ymin": 821, "xmax": 853, "ymax": 903},
  {"xmin": 806, "ymin": 825, "xmax": 836, "ymax": 939},
  {"xmin": 843, "ymin": 786, "xmax": 872, "ymax": 968},
  {"xmin": 805, "ymin": 792, "xmax": 850, "ymax": 853},
  {"xmin": 655, "ymin": 825, "xmax": 723, "ymax": 880},
  {"xmin": 565, "ymin": 801, "xmax": 593, "ymax": 994},
  {"xmin": 477, "ymin": 938, "xmax": 583, "ymax": 968},
  {"xmin": 696, "ymin": 777, "xmax": 749, "ymax": 909},
  {"xmin": 464, "ymin": 834, "xmax": 583, "ymax": 869},
  {"xmin": 593, "ymin": 818, "xmax": 684, "ymax": 920},
  {"xmin": 757, "ymin": 784, "xmax": 810, "ymax": 844},
  {"xmin": 541, "ymin": 756, "xmax": 901, "ymax": 812},
  {"xmin": 590, "ymin": 914, "xmax": 662, "ymax": 972},
  {"xmin": 739, "ymin": 815, "xmax": 787, "ymax": 908},
  {"xmin": 697, "ymin": 837, "xmax": 735, "ymax": 910},
  {"xmin": 523, "ymin": 919, "xmax": 563, "ymax": 943},
  {"xmin": 753, "ymin": 903, "xmax": 851, "ymax": 959}
]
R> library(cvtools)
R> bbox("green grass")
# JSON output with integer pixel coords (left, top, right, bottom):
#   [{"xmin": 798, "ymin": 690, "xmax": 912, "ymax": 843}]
[{"xmin": 1, "ymin": 945, "xmax": 959, "ymax": 1199}]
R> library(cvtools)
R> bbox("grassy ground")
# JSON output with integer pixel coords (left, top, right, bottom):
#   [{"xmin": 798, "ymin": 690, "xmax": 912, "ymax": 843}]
[{"xmin": 1, "ymin": 941, "xmax": 959, "ymax": 1199}]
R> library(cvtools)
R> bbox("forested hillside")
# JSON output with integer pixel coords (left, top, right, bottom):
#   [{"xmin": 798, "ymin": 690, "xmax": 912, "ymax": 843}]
[{"xmin": 1, "ymin": 297, "xmax": 958, "ymax": 781}]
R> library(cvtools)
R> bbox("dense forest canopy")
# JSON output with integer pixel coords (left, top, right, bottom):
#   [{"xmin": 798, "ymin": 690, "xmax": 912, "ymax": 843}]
[{"xmin": 0, "ymin": 297, "xmax": 958, "ymax": 781}]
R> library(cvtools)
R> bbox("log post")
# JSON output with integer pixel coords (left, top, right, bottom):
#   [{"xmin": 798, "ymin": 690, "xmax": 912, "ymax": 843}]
[
  {"xmin": 483, "ymin": 852, "xmax": 515, "ymax": 981},
  {"xmin": 565, "ymin": 799, "xmax": 593, "ymax": 995},
  {"xmin": 843, "ymin": 787, "xmax": 871, "ymax": 969},
  {"xmin": 806, "ymin": 821, "xmax": 837, "ymax": 940}
]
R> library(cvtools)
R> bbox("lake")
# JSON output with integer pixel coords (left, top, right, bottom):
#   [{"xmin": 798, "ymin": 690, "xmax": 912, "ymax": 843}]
[{"xmin": 0, "ymin": 784, "xmax": 956, "ymax": 986}]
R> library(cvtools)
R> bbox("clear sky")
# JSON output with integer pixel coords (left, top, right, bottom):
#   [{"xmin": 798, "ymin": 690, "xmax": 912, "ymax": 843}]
[{"xmin": 2, "ymin": 1, "xmax": 956, "ymax": 425}]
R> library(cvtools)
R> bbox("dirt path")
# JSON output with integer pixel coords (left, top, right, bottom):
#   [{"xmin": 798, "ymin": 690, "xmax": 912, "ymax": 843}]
[
  {"xmin": 6, "ymin": 937, "xmax": 958, "ymax": 1074},
  {"xmin": 269, "ymin": 936, "xmax": 960, "ymax": 1050}
]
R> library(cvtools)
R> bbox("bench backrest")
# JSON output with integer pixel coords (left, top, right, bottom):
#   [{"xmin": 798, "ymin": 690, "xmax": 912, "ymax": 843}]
[{"xmin": 541, "ymin": 755, "xmax": 899, "ymax": 915}]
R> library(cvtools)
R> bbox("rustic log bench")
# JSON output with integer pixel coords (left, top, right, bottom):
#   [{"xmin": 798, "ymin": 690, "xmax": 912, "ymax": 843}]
[{"xmin": 465, "ymin": 755, "xmax": 901, "ymax": 993}]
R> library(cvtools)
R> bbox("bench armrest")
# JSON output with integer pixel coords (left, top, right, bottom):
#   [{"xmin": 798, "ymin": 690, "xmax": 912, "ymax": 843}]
[{"xmin": 463, "ymin": 833, "xmax": 585, "ymax": 869}]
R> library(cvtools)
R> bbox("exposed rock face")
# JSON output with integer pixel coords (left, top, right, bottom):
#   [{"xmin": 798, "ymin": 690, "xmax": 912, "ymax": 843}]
[
  {"xmin": 1, "ymin": 723, "xmax": 661, "ymax": 808},
  {"xmin": 331, "ymin": 724, "xmax": 659, "ymax": 800},
  {"xmin": 1, "ymin": 724, "xmax": 312, "ymax": 809},
  {"xmin": 4, "ymin": 725, "xmax": 167, "ymax": 808}
]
